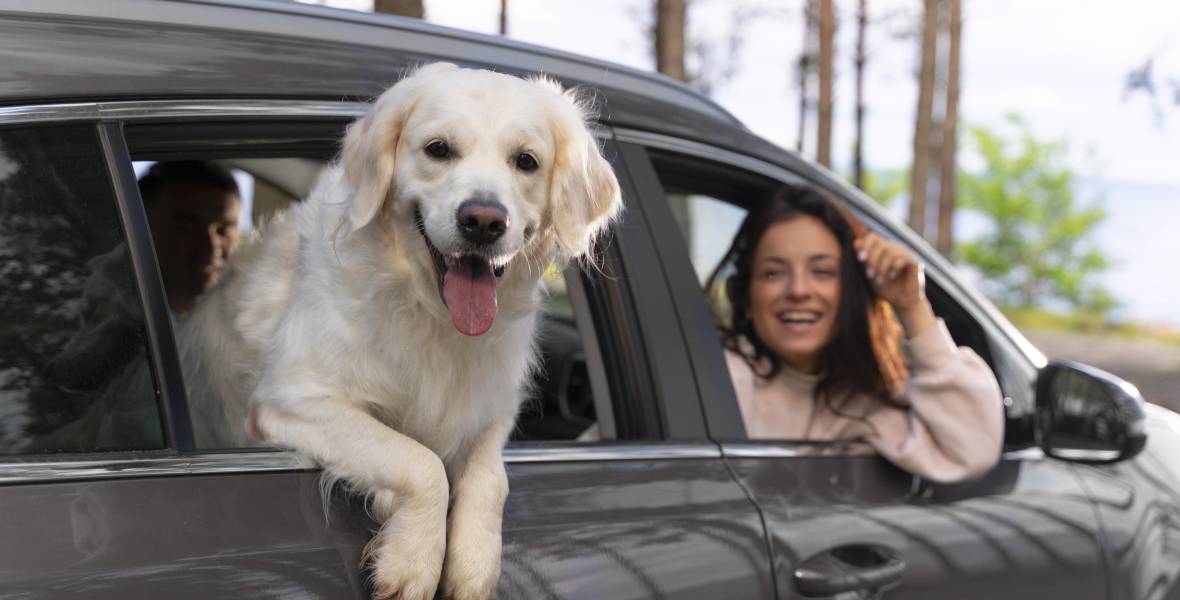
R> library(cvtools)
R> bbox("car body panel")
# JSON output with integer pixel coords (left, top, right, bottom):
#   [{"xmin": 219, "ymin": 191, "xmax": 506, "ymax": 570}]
[
  {"xmin": 726, "ymin": 450, "xmax": 1109, "ymax": 599},
  {"xmin": 0, "ymin": 455, "xmax": 774, "ymax": 599}
]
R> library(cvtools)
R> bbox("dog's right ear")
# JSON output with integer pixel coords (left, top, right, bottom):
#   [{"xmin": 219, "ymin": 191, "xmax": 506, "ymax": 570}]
[{"xmin": 340, "ymin": 62, "xmax": 458, "ymax": 234}]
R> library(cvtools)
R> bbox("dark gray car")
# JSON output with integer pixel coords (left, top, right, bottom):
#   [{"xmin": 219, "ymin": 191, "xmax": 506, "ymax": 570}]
[{"xmin": 0, "ymin": 1, "xmax": 1176, "ymax": 598}]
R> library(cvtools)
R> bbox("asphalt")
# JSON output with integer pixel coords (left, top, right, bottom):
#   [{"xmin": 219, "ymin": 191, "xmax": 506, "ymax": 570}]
[{"xmin": 1023, "ymin": 329, "xmax": 1180, "ymax": 413}]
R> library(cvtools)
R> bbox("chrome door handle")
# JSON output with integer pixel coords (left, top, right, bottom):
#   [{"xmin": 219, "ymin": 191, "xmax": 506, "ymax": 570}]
[{"xmin": 793, "ymin": 543, "xmax": 905, "ymax": 596}]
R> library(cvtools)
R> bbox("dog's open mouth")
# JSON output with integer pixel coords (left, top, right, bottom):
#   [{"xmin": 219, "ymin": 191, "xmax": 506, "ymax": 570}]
[{"xmin": 415, "ymin": 209, "xmax": 506, "ymax": 337}]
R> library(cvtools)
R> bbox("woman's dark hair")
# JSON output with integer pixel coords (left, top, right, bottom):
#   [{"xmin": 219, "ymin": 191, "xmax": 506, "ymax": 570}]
[{"xmin": 706, "ymin": 184, "xmax": 908, "ymax": 411}]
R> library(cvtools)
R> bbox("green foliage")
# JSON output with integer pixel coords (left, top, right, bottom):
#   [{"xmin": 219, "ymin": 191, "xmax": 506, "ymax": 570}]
[
  {"xmin": 861, "ymin": 169, "xmax": 907, "ymax": 207},
  {"xmin": 956, "ymin": 115, "xmax": 1117, "ymax": 316}
]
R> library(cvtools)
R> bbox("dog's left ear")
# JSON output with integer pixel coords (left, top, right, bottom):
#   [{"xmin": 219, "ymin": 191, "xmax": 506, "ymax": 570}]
[
  {"xmin": 340, "ymin": 62, "xmax": 458, "ymax": 234},
  {"xmin": 548, "ymin": 97, "xmax": 623, "ymax": 260}
]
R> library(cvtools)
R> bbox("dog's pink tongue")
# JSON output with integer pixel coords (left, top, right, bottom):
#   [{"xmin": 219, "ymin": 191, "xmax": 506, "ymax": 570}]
[{"xmin": 443, "ymin": 258, "xmax": 498, "ymax": 336}]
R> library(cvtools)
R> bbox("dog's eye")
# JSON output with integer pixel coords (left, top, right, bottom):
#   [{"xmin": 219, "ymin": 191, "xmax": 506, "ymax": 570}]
[
  {"xmin": 424, "ymin": 140, "xmax": 451, "ymax": 160},
  {"xmin": 515, "ymin": 152, "xmax": 538, "ymax": 172}
]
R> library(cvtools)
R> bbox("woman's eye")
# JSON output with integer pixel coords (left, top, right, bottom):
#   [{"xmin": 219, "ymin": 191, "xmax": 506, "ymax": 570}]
[
  {"xmin": 424, "ymin": 140, "xmax": 451, "ymax": 159},
  {"xmin": 760, "ymin": 271, "xmax": 782, "ymax": 281},
  {"xmin": 814, "ymin": 269, "xmax": 836, "ymax": 278},
  {"xmin": 515, "ymin": 152, "xmax": 538, "ymax": 172}
]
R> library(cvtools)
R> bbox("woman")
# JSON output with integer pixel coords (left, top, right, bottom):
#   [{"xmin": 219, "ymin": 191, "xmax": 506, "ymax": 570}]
[{"xmin": 708, "ymin": 185, "xmax": 1003, "ymax": 482}]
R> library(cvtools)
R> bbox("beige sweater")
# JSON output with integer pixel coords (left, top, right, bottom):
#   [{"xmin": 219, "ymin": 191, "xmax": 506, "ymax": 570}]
[{"xmin": 723, "ymin": 320, "xmax": 1004, "ymax": 482}]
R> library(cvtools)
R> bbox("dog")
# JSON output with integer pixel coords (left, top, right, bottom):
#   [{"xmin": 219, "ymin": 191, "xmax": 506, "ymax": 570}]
[{"xmin": 179, "ymin": 62, "xmax": 622, "ymax": 600}]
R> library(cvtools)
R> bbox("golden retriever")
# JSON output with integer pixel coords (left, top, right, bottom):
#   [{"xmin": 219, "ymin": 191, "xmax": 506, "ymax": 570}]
[{"xmin": 180, "ymin": 63, "xmax": 622, "ymax": 599}]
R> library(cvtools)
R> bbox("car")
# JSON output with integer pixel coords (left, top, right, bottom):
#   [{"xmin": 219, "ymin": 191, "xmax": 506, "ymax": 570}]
[{"xmin": 0, "ymin": 1, "xmax": 1177, "ymax": 598}]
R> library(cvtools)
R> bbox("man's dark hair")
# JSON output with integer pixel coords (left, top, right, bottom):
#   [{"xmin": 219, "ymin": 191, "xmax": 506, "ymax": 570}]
[{"xmin": 137, "ymin": 161, "xmax": 239, "ymax": 212}]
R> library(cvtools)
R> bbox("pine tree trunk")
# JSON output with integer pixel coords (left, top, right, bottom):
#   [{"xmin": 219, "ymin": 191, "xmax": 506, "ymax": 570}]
[
  {"xmin": 909, "ymin": 0, "xmax": 938, "ymax": 238},
  {"xmin": 936, "ymin": 0, "xmax": 961, "ymax": 257},
  {"xmin": 796, "ymin": 0, "xmax": 815, "ymax": 153},
  {"xmin": 373, "ymin": 0, "xmax": 423, "ymax": 18},
  {"xmin": 499, "ymin": 0, "xmax": 508, "ymax": 35},
  {"xmin": 853, "ymin": 0, "xmax": 867, "ymax": 189},
  {"xmin": 816, "ymin": 0, "xmax": 835, "ymax": 168},
  {"xmin": 655, "ymin": 0, "xmax": 688, "ymax": 82}
]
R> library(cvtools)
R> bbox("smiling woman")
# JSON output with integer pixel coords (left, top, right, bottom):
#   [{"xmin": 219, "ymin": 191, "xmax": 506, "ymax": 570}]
[{"xmin": 707, "ymin": 185, "xmax": 1005, "ymax": 483}]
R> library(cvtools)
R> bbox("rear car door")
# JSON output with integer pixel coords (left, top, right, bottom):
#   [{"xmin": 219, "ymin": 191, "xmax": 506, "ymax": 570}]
[
  {"xmin": 0, "ymin": 104, "xmax": 775, "ymax": 599},
  {"xmin": 616, "ymin": 131, "xmax": 1112, "ymax": 600}
]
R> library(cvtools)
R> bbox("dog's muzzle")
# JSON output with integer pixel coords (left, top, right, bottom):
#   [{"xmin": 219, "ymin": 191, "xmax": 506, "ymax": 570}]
[{"xmin": 415, "ymin": 208, "xmax": 505, "ymax": 337}]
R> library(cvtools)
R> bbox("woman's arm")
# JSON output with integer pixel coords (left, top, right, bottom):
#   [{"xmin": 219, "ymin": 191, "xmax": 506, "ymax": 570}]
[
  {"xmin": 867, "ymin": 320, "xmax": 1005, "ymax": 482},
  {"xmin": 854, "ymin": 233, "xmax": 1004, "ymax": 481}
]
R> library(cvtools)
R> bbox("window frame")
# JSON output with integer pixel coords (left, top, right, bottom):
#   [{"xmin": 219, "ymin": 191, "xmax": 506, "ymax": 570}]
[
  {"xmin": 0, "ymin": 101, "xmax": 719, "ymax": 486},
  {"xmin": 616, "ymin": 127, "xmax": 1044, "ymax": 451}
]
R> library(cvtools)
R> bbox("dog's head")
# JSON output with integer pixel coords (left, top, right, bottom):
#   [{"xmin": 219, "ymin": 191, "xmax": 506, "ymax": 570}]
[{"xmin": 339, "ymin": 63, "xmax": 621, "ymax": 336}]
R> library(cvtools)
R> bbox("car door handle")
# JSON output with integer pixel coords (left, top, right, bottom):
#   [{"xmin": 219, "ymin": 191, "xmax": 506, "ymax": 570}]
[{"xmin": 793, "ymin": 543, "xmax": 905, "ymax": 596}]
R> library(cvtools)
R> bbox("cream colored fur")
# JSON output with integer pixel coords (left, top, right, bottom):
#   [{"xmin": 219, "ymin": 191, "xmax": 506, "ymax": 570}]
[{"xmin": 180, "ymin": 63, "xmax": 621, "ymax": 600}]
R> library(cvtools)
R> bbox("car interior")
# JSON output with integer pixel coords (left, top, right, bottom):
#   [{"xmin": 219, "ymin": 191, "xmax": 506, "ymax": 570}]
[{"xmin": 125, "ymin": 120, "xmax": 609, "ymax": 446}]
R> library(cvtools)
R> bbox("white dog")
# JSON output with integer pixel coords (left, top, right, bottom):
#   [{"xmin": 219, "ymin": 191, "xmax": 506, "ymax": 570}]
[{"xmin": 179, "ymin": 63, "xmax": 621, "ymax": 599}]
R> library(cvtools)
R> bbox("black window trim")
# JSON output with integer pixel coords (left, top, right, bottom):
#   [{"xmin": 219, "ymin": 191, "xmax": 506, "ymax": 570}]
[
  {"xmin": 614, "ymin": 127, "xmax": 1045, "ymax": 448},
  {"xmin": 99, "ymin": 122, "xmax": 196, "ymax": 451}
]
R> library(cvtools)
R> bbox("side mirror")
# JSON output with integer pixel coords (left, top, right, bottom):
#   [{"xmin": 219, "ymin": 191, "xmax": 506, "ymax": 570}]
[{"xmin": 1036, "ymin": 360, "xmax": 1147, "ymax": 463}]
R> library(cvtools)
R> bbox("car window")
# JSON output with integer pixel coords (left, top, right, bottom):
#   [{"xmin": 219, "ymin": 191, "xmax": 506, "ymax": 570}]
[
  {"xmin": 130, "ymin": 149, "xmax": 617, "ymax": 447},
  {"xmin": 0, "ymin": 125, "xmax": 164, "ymax": 455},
  {"xmin": 649, "ymin": 148, "xmax": 1011, "ymax": 445}
]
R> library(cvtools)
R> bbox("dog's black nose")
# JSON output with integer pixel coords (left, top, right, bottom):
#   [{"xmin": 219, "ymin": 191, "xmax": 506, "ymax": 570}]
[{"xmin": 457, "ymin": 199, "xmax": 509, "ymax": 245}]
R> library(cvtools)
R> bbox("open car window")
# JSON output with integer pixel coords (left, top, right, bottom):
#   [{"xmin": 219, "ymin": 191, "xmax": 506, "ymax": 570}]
[
  {"xmin": 647, "ymin": 148, "xmax": 1009, "ymax": 443},
  {"xmin": 125, "ymin": 123, "xmax": 622, "ymax": 448}
]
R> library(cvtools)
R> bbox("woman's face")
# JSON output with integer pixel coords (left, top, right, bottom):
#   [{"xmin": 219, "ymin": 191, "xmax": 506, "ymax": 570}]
[{"xmin": 748, "ymin": 215, "xmax": 842, "ymax": 374}]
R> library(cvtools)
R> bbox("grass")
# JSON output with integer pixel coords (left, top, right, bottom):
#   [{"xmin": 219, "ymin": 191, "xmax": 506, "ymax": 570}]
[{"xmin": 1002, "ymin": 306, "xmax": 1180, "ymax": 347}]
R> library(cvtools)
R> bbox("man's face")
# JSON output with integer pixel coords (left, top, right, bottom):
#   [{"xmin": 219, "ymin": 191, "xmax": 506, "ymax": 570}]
[{"xmin": 147, "ymin": 181, "xmax": 241, "ymax": 312}]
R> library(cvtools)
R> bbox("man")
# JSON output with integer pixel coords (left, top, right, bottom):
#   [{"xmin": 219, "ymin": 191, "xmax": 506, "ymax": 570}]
[
  {"xmin": 138, "ymin": 161, "xmax": 242, "ymax": 314},
  {"xmin": 34, "ymin": 161, "xmax": 243, "ymax": 452}
]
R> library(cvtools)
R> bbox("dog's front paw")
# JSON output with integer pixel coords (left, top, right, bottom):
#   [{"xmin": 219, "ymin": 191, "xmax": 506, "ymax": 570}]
[
  {"xmin": 441, "ymin": 508, "xmax": 503, "ymax": 600},
  {"xmin": 367, "ymin": 518, "xmax": 447, "ymax": 600},
  {"xmin": 366, "ymin": 478, "xmax": 449, "ymax": 600}
]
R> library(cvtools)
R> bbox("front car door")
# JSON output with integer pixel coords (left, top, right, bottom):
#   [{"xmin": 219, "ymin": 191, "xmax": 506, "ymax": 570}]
[
  {"xmin": 615, "ymin": 130, "xmax": 1112, "ymax": 600},
  {"xmin": 0, "ymin": 103, "xmax": 775, "ymax": 599}
]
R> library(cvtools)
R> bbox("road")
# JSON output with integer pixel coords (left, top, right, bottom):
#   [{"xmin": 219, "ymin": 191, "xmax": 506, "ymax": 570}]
[{"xmin": 1023, "ymin": 329, "xmax": 1180, "ymax": 413}]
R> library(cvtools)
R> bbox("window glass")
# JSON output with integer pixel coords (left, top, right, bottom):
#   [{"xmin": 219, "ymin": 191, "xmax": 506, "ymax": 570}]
[
  {"xmin": 132, "ymin": 154, "xmax": 614, "ymax": 446},
  {"xmin": 513, "ymin": 264, "xmax": 609, "ymax": 442},
  {"xmin": 0, "ymin": 126, "xmax": 163, "ymax": 455}
]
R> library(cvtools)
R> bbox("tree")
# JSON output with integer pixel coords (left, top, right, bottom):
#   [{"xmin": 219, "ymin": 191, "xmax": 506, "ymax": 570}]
[
  {"xmin": 796, "ymin": 0, "xmax": 816, "ymax": 153},
  {"xmin": 815, "ymin": 0, "xmax": 835, "ymax": 168},
  {"xmin": 908, "ymin": 0, "xmax": 938, "ymax": 238},
  {"xmin": 373, "ymin": 0, "xmax": 423, "ymax": 19},
  {"xmin": 935, "ymin": 0, "xmax": 961, "ymax": 257},
  {"xmin": 499, "ymin": 0, "xmax": 508, "ymax": 35},
  {"xmin": 655, "ymin": 0, "xmax": 688, "ymax": 83},
  {"xmin": 863, "ymin": 169, "xmax": 908, "ymax": 207},
  {"xmin": 852, "ymin": 0, "xmax": 867, "ymax": 188},
  {"xmin": 956, "ymin": 117, "xmax": 1115, "ymax": 316}
]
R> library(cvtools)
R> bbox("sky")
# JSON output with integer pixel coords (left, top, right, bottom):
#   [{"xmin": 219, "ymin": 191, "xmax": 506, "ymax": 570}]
[
  {"xmin": 304, "ymin": 0, "xmax": 1180, "ymax": 186},
  {"xmin": 303, "ymin": 0, "xmax": 1180, "ymax": 326}
]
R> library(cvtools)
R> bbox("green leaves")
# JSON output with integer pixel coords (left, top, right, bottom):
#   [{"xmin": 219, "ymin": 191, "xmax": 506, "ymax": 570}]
[{"xmin": 956, "ymin": 117, "xmax": 1117, "ymax": 316}]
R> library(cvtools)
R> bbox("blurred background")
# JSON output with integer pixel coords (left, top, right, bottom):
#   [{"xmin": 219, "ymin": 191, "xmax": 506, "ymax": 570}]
[{"xmin": 302, "ymin": 0, "xmax": 1179, "ymax": 411}]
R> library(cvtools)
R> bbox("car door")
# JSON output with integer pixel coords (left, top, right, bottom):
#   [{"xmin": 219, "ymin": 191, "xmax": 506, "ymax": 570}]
[
  {"xmin": 1068, "ymin": 403, "xmax": 1180, "ymax": 600},
  {"xmin": 0, "ymin": 103, "xmax": 776, "ymax": 598},
  {"xmin": 614, "ymin": 132, "xmax": 1112, "ymax": 600}
]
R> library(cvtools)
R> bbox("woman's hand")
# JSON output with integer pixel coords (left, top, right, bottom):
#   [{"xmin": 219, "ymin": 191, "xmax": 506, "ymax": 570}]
[{"xmin": 853, "ymin": 233, "xmax": 936, "ymax": 338}]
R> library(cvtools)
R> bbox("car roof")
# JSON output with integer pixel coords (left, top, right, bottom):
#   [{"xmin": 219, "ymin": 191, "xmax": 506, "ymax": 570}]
[{"xmin": 0, "ymin": 0, "xmax": 786, "ymax": 159}]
